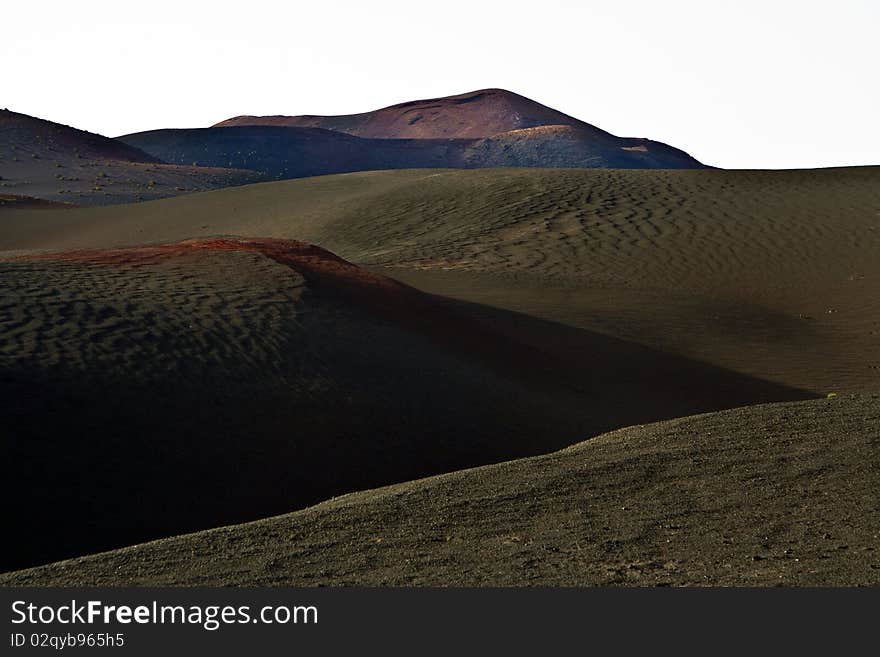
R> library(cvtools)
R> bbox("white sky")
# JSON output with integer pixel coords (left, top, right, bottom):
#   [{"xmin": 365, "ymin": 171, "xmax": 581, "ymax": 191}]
[{"xmin": 3, "ymin": 0, "xmax": 877, "ymax": 169}]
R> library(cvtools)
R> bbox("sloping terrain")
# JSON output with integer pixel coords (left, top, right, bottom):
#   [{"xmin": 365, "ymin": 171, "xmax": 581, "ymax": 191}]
[
  {"xmin": 1, "ymin": 108, "xmax": 160, "ymax": 163},
  {"xmin": 460, "ymin": 124, "xmax": 706, "ymax": 169},
  {"xmin": 213, "ymin": 88, "xmax": 585, "ymax": 137},
  {"xmin": 2, "ymin": 167, "xmax": 877, "ymax": 395},
  {"xmin": 2, "ymin": 166, "xmax": 877, "ymax": 584},
  {"xmin": 0, "ymin": 109, "xmax": 264, "ymax": 205},
  {"xmin": 1, "ymin": 238, "xmax": 805, "ymax": 571},
  {"xmin": 4, "ymin": 395, "xmax": 877, "ymax": 587}
]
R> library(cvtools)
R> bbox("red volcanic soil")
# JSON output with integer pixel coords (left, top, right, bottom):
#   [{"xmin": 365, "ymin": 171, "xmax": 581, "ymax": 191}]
[
  {"xmin": 214, "ymin": 88, "xmax": 614, "ymax": 140},
  {"xmin": 22, "ymin": 239, "xmax": 422, "ymax": 325},
  {"xmin": 19, "ymin": 237, "xmax": 444, "ymax": 328},
  {"xmin": 22, "ymin": 237, "xmax": 410, "ymax": 297}
]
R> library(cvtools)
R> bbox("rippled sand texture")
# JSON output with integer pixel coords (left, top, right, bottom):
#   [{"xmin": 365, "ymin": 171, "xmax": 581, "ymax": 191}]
[
  {"xmin": 13, "ymin": 239, "xmax": 786, "ymax": 570},
  {"xmin": 1, "ymin": 251, "xmax": 302, "ymax": 381},
  {"xmin": 2, "ymin": 166, "xmax": 878, "ymax": 584},
  {"xmin": 4, "ymin": 167, "xmax": 877, "ymax": 394}
]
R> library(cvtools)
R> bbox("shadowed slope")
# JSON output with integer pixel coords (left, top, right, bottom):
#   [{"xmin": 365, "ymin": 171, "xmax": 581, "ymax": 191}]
[
  {"xmin": 118, "ymin": 126, "xmax": 467, "ymax": 179},
  {"xmin": 5, "ymin": 395, "xmax": 876, "ymax": 587},
  {"xmin": 0, "ymin": 110, "xmax": 264, "ymax": 205},
  {"xmin": 122, "ymin": 122, "xmax": 703, "ymax": 180},
  {"xmin": 0, "ymin": 238, "xmax": 809, "ymax": 571}
]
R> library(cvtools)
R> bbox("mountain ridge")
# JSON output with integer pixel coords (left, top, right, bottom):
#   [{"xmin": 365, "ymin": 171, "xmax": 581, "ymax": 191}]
[
  {"xmin": 203, "ymin": 88, "xmax": 707, "ymax": 170},
  {"xmin": 120, "ymin": 89, "xmax": 706, "ymax": 177},
  {"xmin": 214, "ymin": 88, "xmax": 613, "ymax": 140}
]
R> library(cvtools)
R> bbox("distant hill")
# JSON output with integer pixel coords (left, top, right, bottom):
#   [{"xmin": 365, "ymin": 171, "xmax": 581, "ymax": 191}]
[
  {"xmin": 215, "ymin": 88, "xmax": 607, "ymax": 139},
  {"xmin": 213, "ymin": 88, "xmax": 706, "ymax": 166},
  {"xmin": 459, "ymin": 124, "xmax": 705, "ymax": 169},
  {"xmin": 1, "ymin": 108, "xmax": 159, "ymax": 162},
  {"xmin": 5, "ymin": 165, "xmax": 880, "ymax": 583},
  {"xmin": 121, "ymin": 90, "xmax": 706, "ymax": 177},
  {"xmin": 0, "ymin": 109, "xmax": 264, "ymax": 205}
]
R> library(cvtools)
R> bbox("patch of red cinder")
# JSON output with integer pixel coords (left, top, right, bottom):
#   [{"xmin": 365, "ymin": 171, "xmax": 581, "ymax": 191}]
[
  {"xmin": 18, "ymin": 237, "xmax": 404, "ymax": 289},
  {"xmin": 15, "ymin": 238, "xmax": 432, "ymax": 328}
]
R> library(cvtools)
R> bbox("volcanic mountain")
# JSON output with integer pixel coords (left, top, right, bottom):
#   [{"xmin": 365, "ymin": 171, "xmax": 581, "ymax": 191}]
[
  {"xmin": 119, "ymin": 89, "xmax": 707, "ymax": 177},
  {"xmin": 0, "ymin": 109, "xmax": 264, "ymax": 205},
  {"xmin": 214, "ymin": 88, "xmax": 652, "ymax": 141}
]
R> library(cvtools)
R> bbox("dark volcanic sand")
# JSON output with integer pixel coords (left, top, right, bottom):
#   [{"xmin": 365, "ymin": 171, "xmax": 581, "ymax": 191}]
[
  {"xmin": 1, "ymin": 166, "xmax": 877, "ymax": 585},
  {"xmin": 2, "ymin": 167, "xmax": 877, "ymax": 395},
  {"xmin": 0, "ymin": 239, "xmax": 808, "ymax": 571},
  {"xmin": 3, "ymin": 395, "xmax": 877, "ymax": 587}
]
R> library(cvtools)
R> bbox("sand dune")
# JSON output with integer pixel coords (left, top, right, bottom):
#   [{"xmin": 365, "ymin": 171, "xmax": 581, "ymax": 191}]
[
  {"xmin": 0, "ymin": 109, "xmax": 264, "ymax": 205},
  {"xmin": 2, "ymin": 167, "xmax": 877, "ymax": 394},
  {"xmin": 2, "ymin": 165, "xmax": 877, "ymax": 582},
  {"xmin": 4, "ymin": 394, "xmax": 877, "ymax": 587},
  {"xmin": 3, "ymin": 238, "xmax": 809, "ymax": 571}
]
